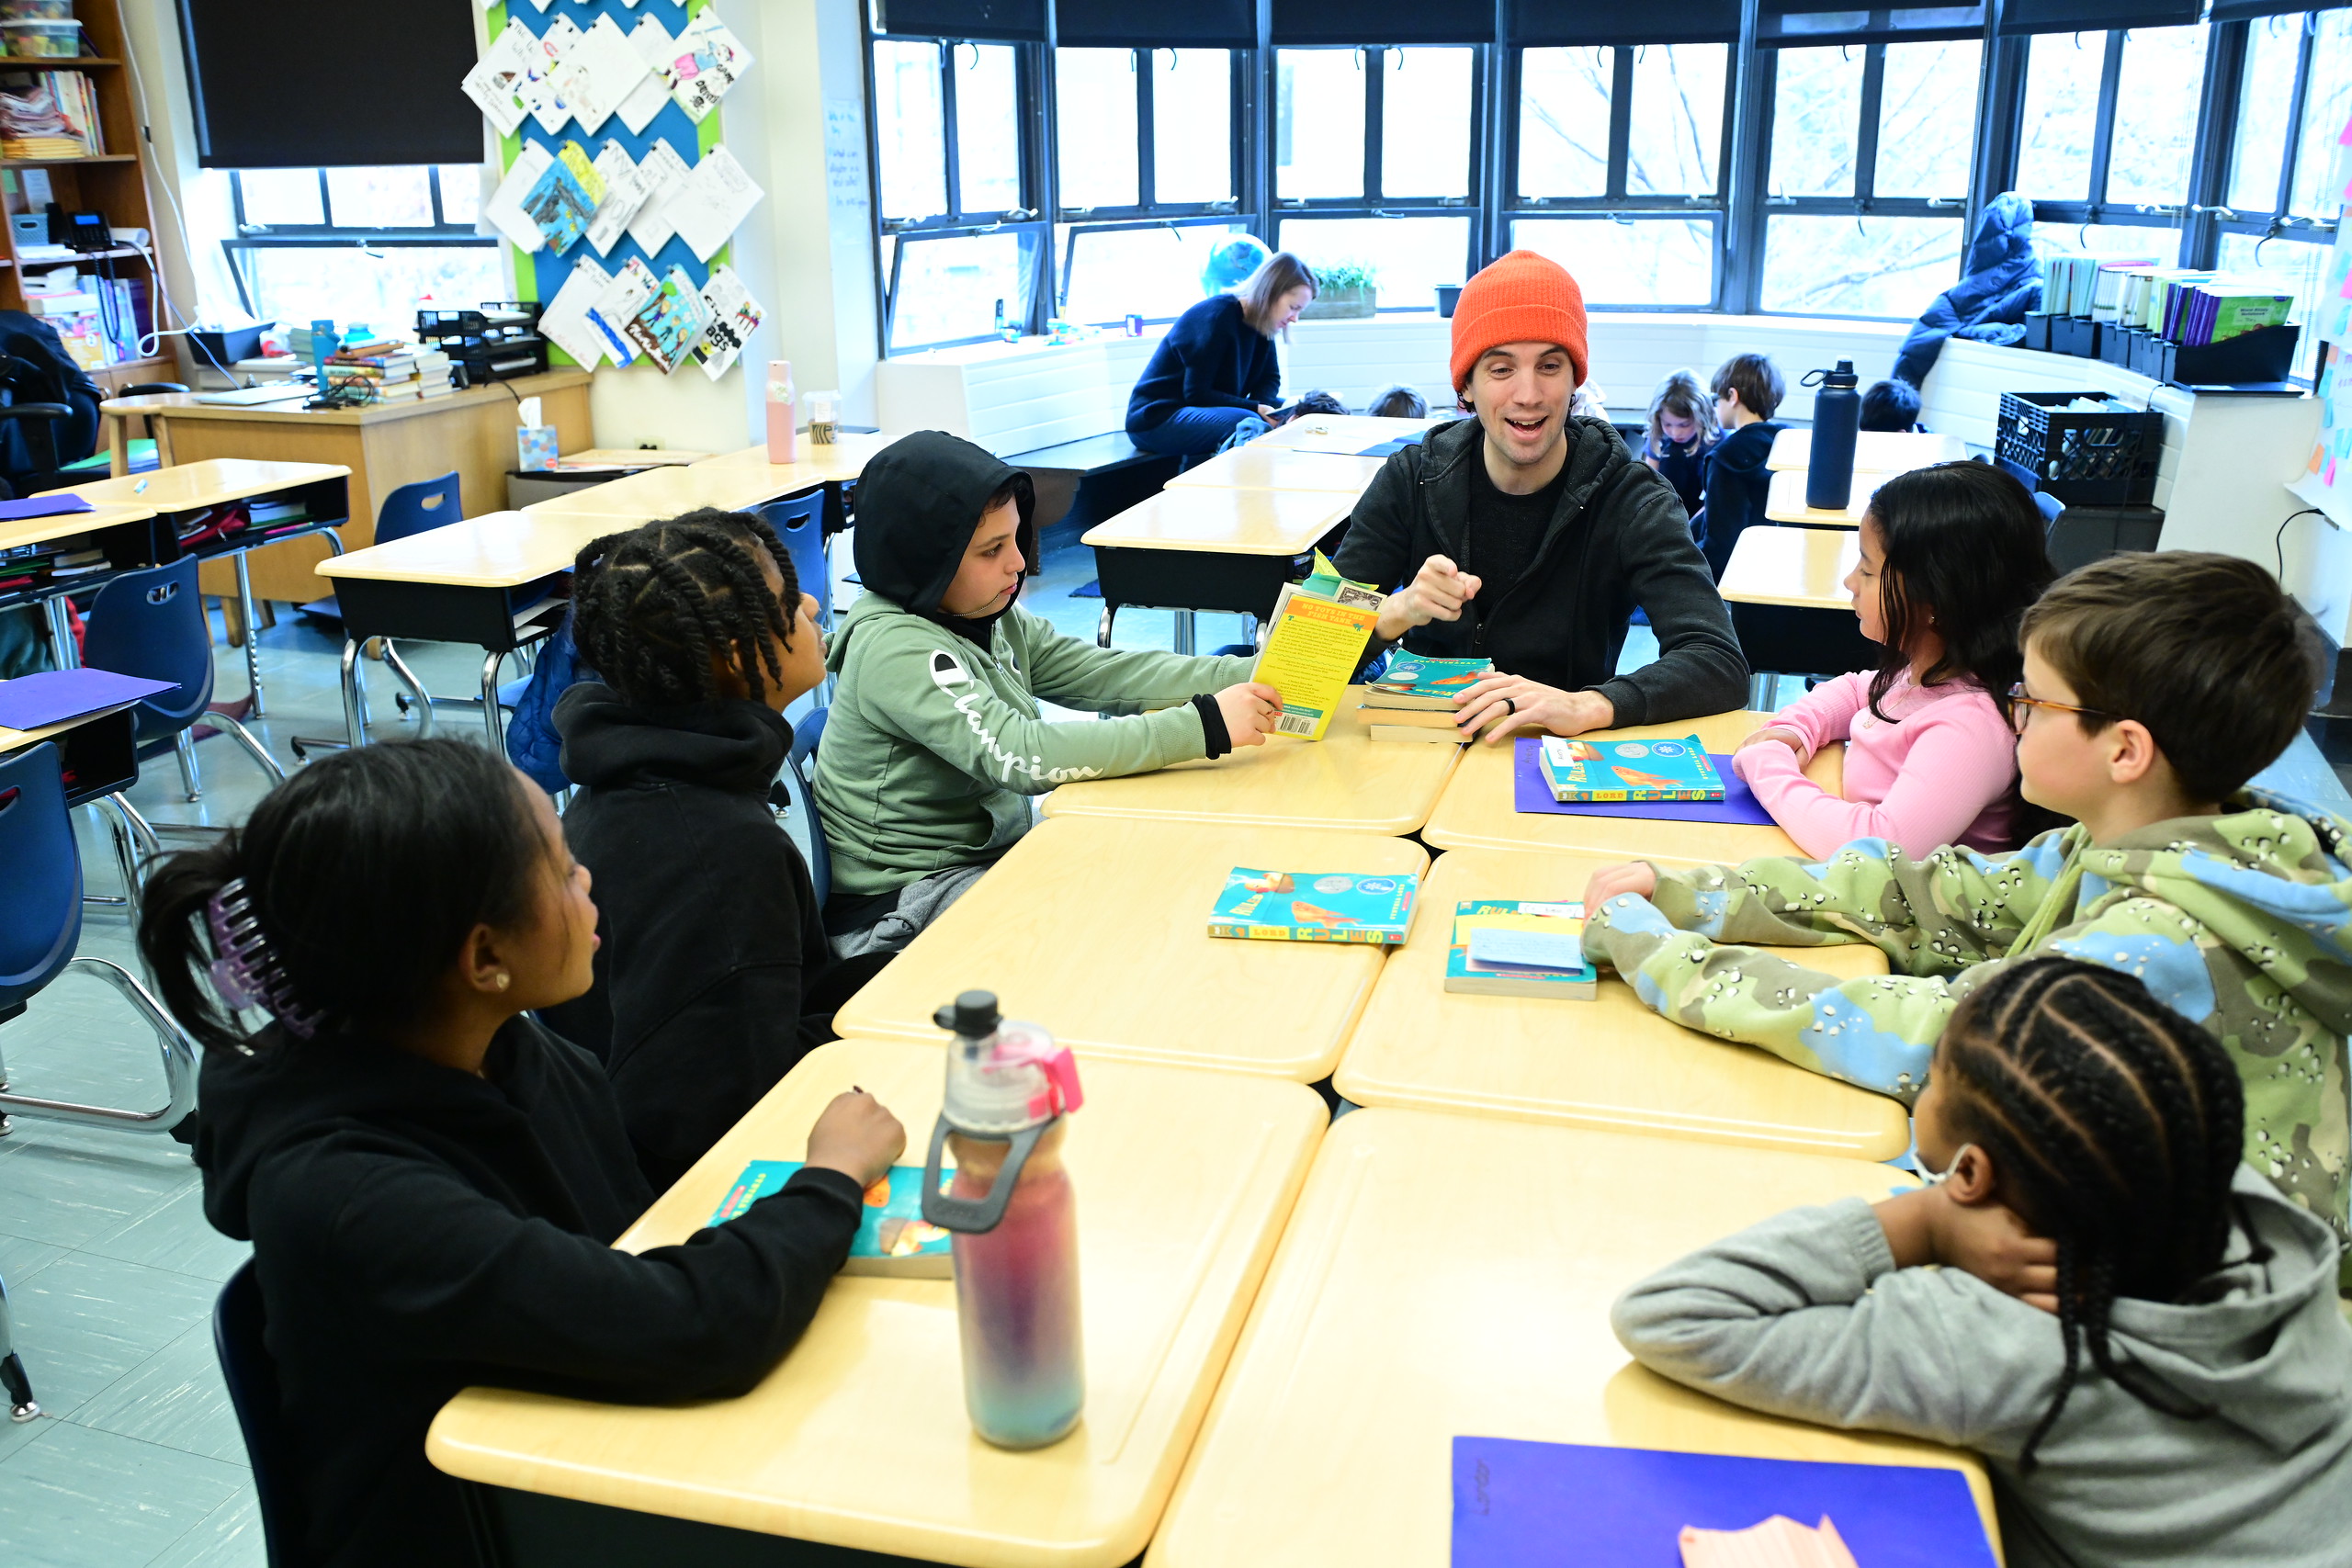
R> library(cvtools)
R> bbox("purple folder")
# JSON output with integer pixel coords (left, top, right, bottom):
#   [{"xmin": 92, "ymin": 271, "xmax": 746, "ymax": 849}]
[
  {"xmin": 1513, "ymin": 738, "xmax": 1777, "ymax": 826},
  {"xmin": 1453, "ymin": 1438, "xmax": 1997, "ymax": 1567},
  {"xmin": 0, "ymin": 668, "xmax": 175, "ymax": 731},
  {"xmin": 0, "ymin": 495, "xmax": 92, "ymax": 523}
]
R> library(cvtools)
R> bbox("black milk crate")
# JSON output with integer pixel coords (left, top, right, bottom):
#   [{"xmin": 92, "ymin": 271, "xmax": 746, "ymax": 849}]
[{"xmin": 1995, "ymin": 391, "xmax": 2164, "ymax": 507}]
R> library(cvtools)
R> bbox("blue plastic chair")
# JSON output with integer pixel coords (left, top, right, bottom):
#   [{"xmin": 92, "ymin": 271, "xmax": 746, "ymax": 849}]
[
  {"xmin": 786, "ymin": 707, "xmax": 830, "ymax": 906},
  {"xmin": 371, "ymin": 471, "xmax": 461, "ymax": 546},
  {"xmin": 0, "ymin": 740, "xmax": 197, "ymax": 1136},
  {"xmin": 81, "ymin": 556, "xmax": 285, "ymax": 805},
  {"xmin": 214, "ymin": 1261, "xmax": 307, "ymax": 1567},
  {"xmin": 759, "ymin": 489, "xmax": 831, "ymax": 633},
  {"xmin": 2033, "ymin": 489, "xmax": 2064, "ymax": 528}
]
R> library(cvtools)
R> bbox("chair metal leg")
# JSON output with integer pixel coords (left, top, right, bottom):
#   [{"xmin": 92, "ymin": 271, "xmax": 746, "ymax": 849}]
[
  {"xmin": 341, "ymin": 637, "xmax": 365, "ymax": 748},
  {"xmin": 111, "ymin": 794, "xmax": 163, "ymax": 862},
  {"xmin": 233, "ymin": 552, "xmax": 266, "ymax": 718},
  {"xmin": 1172, "ymin": 609, "xmax": 1196, "ymax": 656},
  {"xmin": 208, "ymin": 713, "xmax": 288, "ymax": 784},
  {"xmin": 44, "ymin": 594, "xmax": 77, "ymax": 670},
  {"xmin": 1097, "ymin": 604, "xmax": 1116, "ymax": 649},
  {"xmin": 0, "ymin": 957, "xmax": 198, "ymax": 1135},
  {"xmin": 380, "ymin": 643, "xmax": 434, "ymax": 738},
  {"xmin": 0, "ymin": 1279, "xmax": 37, "ymax": 1422},
  {"xmin": 81, "ymin": 800, "xmax": 140, "ymax": 910},
  {"xmin": 481, "ymin": 650, "xmax": 509, "ymax": 750},
  {"xmin": 174, "ymin": 728, "xmax": 203, "ymax": 802}
]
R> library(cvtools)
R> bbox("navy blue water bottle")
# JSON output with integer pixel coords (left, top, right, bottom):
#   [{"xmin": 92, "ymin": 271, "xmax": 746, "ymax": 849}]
[{"xmin": 1803, "ymin": 360, "xmax": 1862, "ymax": 512}]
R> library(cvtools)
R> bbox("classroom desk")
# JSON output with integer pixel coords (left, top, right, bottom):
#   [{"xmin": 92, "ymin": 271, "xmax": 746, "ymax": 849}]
[
  {"xmin": 1080, "ymin": 487, "xmax": 1353, "ymax": 652},
  {"xmin": 1253, "ymin": 413, "xmax": 1442, "ymax": 454},
  {"xmin": 313, "ymin": 509, "xmax": 595, "ymax": 750},
  {"xmin": 1763, "ymin": 467, "xmax": 1882, "ymax": 527},
  {"xmin": 1146, "ymin": 1109, "xmax": 1998, "ymax": 1568},
  {"xmin": 0, "ymin": 686, "xmax": 139, "ymax": 808},
  {"xmin": 428, "ymin": 1036, "xmax": 1329, "ymax": 1568},
  {"xmin": 1766, "ymin": 428, "xmax": 1967, "ymax": 473},
  {"xmin": 1716, "ymin": 526, "xmax": 1860, "ymax": 610},
  {"xmin": 521, "ymin": 434, "xmax": 892, "ymax": 533},
  {"xmin": 831, "ymin": 815, "xmax": 1428, "ymax": 1079},
  {"xmin": 690, "ymin": 430, "xmax": 892, "ymax": 490},
  {"xmin": 1161, "ymin": 446, "xmax": 1387, "ymax": 494},
  {"xmin": 1420, "ymin": 710, "xmax": 1844, "ymax": 864},
  {"xmin": 38, "ymin": 460, "xmax": 353, "ymax": 717},
  {"xmin": 1334, "ymin": 848, "xmax": 1907, "ymax": 1159},
  {"xmin": 1042, "ymin": 686, "xmax": 1461, "ymax": 835},
  {"xmin": 99, "ymin": 369, "xmax": 593, "ymax": 604}
]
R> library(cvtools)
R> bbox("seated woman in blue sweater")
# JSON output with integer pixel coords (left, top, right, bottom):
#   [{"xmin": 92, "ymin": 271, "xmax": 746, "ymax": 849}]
[{"xmin": 1125, "ymin": 253, "xmax": 1316, "ymax": 457}]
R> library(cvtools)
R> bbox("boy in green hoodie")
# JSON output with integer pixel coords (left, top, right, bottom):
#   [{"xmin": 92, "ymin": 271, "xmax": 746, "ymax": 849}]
[
  {"xmin": 816, "ymin": 431, "xmax": 1279, "ymax": 955},
  {"xmin": 1578, "ymin": 551, "xmax": 2352, "ymax": 1271}
]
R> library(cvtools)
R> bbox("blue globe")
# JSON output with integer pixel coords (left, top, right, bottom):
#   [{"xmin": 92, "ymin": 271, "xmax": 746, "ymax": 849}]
[{"xmin": 1201, "ymin": 234, "xmax": 1272, "ymax": 295}]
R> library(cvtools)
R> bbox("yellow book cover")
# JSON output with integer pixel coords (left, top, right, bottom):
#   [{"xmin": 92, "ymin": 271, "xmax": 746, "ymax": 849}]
[{"xmin": 1251, "ymin": 553, "xmax": 1381, "ymax": 740}]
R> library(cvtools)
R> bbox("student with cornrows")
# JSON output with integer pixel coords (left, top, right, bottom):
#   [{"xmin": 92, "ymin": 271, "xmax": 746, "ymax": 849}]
[
  {"xmin": 144, "ymin": 739, "xmax": 906, "ymax": 1568},
  {"xmin": 1613, "ymin": 957, "xmax": 2352, "ymax": 1568},
  {"xmin": 1734, "ymin": 461, "xmax": 2054, "ymax": 860},
  {"xmin": 539, "ymin": 508, "xmax": 887, "ymax": 1190}
]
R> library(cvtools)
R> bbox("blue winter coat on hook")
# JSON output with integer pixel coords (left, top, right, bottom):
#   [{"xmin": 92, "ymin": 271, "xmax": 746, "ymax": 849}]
[{"xmin": 1892, "ymin": 192, "xmax": 2044, "ymax": 388}]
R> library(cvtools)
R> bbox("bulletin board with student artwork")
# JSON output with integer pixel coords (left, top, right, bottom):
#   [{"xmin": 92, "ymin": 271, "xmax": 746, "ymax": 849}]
[{"xmin": 463, "ymin": 0, "xmax": 767, "ymax": 382}]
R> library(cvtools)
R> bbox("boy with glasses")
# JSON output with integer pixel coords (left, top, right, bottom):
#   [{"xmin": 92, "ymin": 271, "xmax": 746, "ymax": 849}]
[{"xmin": 1578, "ymin": 552, "xmax": 2352, "ymax": 1277}]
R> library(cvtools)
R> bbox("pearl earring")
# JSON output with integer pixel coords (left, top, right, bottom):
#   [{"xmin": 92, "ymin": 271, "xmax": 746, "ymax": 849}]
[{"xmin": 493, "ymin": 973, "xmax": 511, "ymax": 992}]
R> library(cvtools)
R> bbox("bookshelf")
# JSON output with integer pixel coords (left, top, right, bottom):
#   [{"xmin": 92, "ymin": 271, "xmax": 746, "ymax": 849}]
[{"xmin": 0, "ymin": 0, "xmax": 174, "ymax": 393}]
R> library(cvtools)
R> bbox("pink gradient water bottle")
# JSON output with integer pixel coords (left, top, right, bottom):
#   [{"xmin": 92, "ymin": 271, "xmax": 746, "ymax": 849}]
[
  {"xmin": 765, "ymin": 359, "xmax": 797, "ymax": 464},
  {"xmin": 922, "ymin": 991, "xmax": 1085, "ymax": 1449}
]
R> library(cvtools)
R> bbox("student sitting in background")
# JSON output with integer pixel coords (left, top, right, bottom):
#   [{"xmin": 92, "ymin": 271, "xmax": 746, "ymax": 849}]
[
  {"xmin": 1579, "ymin": 551, "xmax": 2352, "ymax": 1270},
  {"xmin": 1860, "ymin": 377, "xmax": 1922, "ymax": 433},
  {"xmin": 1638, "ymin": 368, "xmax": 1718, "ymax": 521},
  {"xmin": 539, "ymin": 509, "xmax": 888, "ymax": 1190},
  {"xmin": 1693, "ymin": 353, "xmax": 1786, "ymax": 578},
  {"xmin": 1614, "ymin": 957, "xmax": 2352, "ymax": 1568},
  {"xmin": 146, "ymin": 739, "xmax": 905, "ymax": 1568},
  {"xmin": 1367, "ymin": 384, "xmax": 1429, "ymax": 419},
  {"xmin": 816, "ymin": 431, "xmax": 1278, "ymax": 956},
  {"xmin": 1734, "ymin": 462, "xmax": 2053, "ymax": 860}
]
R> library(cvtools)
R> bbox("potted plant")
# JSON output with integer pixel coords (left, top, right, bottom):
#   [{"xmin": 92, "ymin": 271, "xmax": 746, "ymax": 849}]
[{"xmin": 1300, "ymin": 263, "xmax": 1378, "ymax": 320}]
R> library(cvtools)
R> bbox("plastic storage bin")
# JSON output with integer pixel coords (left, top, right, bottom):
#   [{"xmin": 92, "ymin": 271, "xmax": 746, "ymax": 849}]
[
  {"xmin": 2, "ymin": 19, "xmax": 82, "ymax": 54},
  {"xmin": 0, "ymin": 1, "xmax": 74, "ymax": 23},
  {"xmin": 1995, "ymin": 390, "xmax": 2164, "ymax": 507}
]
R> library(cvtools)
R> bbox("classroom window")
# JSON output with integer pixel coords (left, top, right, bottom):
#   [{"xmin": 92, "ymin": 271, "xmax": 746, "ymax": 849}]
[
  {"xmin": 1154, "ymin": 51, "xmax": 1235, "ymax": 205},
  {"xmin": 1768, "ymin": 47, "xmax": 1863, "ymax": 199},
  {"xmin": 1872, "ymin": 39, "xmax": 1978, "ymax": 201},
  {"xmin": 1518, "ymin": 48, "xmax": 1611, "ymax": 199},
  {"xmin": 224, "ymin": 165, "xmax": 500, "ymax": 328},
  {"xmin": 872, "ymin": 39, "xmax": 950, "ymax": 222},
  {"xmin": 1275, "ymin": 48, "xmax": 1368, "ymax": 200},
  {"xmin": 1055, "ymin": 48, "xmax": 1239, "ymax": 215},
  {"xmin": 2228, "ymin": 14, "xmax": 2301, "ymax": 215},
  {"xmin": 871, "ymin": 39, "xmax": 1031, "ymax": 227},
  {"xmin": 1760, "ymin": 216, "xmax": 1962, "ymax": 317},
  {"xmin": 2290, "ymin": 11, "xmax": 2352, "ymax": 221},
  {"xmin": 2014, "ymin": 31, "xmax": 2103, "ymax": 203},
  {"xmin": 236, "ymin": 248, "xmax": 508, "ymax": 336},
  {"xmin": 1057, "ymin": 220, "xmax": 1253, "ymax": 323},
  {"xmin": 1056, "ymin": 48, "xmax": 1140, "ymax": 209},
  {"xmin": 886, "ymin": 229, "xmax": 1045, "ymax": 352},
  {"xmin": 1276, "ymin": 215, "xmax": 1473, "ymax": 310},
  {"xmin": 1625, "ymin": 45, "xmax": 1728, "ymax": 198},
  {"xmin": 2029, "ymin": 221, "xmax": 2179, "ymax": 264},
  {"xmin": 1380, "ymin": 48, "xmax": 1475, "ymax": 200},
  {"xmin": 1510, "ymin": 217, "xmax": 1714, "ymax": 307},
  {"xmin": 2105, "ymin": 26, "xmax": 2209, "ymax": 208},
  {"xmin": 1518, "ymin": 43, "xmax": 1728, "ymax": 205},
  {"xmin": 956, "ymin": 45, "xmax": 1024, "ymax": 214}
]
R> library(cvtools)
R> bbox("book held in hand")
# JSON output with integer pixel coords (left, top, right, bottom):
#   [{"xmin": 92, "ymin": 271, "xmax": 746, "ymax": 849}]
[
  {"xmin": 1363, "ymin": 654, "xmax": 1493, "ymax": 710},
  {"xmin": 1209, "ymin": 867, "xmax": 1418, "ymax": 945},
  {"xmin": 1444, "ymin": 900, "xmax": 1596, "ymax": 998},
  {"xmin": 708, "ymin": 1161, "xmax": 955, "ymax": 1277},
  {"xmin": 1537, "ymin": 735, "xmax": 1724, "ymax": 802},
  {"xmin": 1250, "ymin": 550, "xmax": 1383, "ymax": 740}
]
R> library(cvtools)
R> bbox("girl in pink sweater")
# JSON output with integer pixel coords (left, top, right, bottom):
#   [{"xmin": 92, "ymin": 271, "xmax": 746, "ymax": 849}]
[{"xmin": 1735, "ymin": 461, "xmax": 2055, "ymax": 860}]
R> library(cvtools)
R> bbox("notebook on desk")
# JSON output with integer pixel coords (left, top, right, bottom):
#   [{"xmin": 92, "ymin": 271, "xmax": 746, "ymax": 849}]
[{"xmin": 194, "ymin": 383, "xmax": 311, "ymax": 407}]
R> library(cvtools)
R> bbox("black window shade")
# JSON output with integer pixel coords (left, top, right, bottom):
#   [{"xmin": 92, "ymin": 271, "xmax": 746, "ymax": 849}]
[
  {"xmin": 1759, "ymin": 1, "xmax": 1986, "ymax": 44},
  {"xmin": 2207, "ymin": 0, "xmax": 2350, "ymax": 21},
  {"xmin": 873, "ymin": 0, "xmax": 1047, "ymax": 41},
  {"xmin": 1057, "ymin": 0, "xmax": 1253, "ymax": 47},
  {"xmin": 1506, "ymin": 0, "xmax": 1743, "ymax": 46},
  {"xmin": 179, "ymin": 0, "xmax": 478, "ymax": 168},
  {"xmin": 1272, "ymin": 0, "xmax": 1498, "ymax": 45},
  {"xmin": 1996, "ymin": 0, "xmax": 2200, "ymax": 33}
]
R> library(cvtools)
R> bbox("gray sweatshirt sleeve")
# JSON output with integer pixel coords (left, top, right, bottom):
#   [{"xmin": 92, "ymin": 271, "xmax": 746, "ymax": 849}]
[{"xmin": 1610, "ymin": 1198, "xmax": 2061, "ymax": 1455}]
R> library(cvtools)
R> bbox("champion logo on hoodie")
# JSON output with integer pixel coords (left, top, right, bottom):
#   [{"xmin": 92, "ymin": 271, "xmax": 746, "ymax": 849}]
[{"xmin": 929, "ymin": 649, "xmax": 971, "ymax": 690}]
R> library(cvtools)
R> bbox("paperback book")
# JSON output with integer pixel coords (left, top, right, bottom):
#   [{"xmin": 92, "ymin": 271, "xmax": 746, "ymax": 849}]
[
  {"xmin": 708, "ymin": 1161, "xmax": 953, "ymax": 1277},
  {"xmin": 1444, "ymin": 900, "xmax": 1596, "ymax": 999},
  {"xmin": 1250, "ymin": 550, "xmax": 1382, "ymax": 740},
  {"xmin": 1363, "ymin": 705, "xmax": 1470, "ymax": 745},
  {"xmin": 1209, "ymin": 867, "xmax": 1418, "ymax": 945},
  {"xmin": 1363, "ymin": 654, "xmax": 1493, "ymax": 710},
  {"xmin": 1537, "ymin": 736, "xmax": 1724, "ymax": 802}
]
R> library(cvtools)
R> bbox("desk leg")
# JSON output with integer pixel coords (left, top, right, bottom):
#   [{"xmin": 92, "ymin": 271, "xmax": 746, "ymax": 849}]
[
  {"xmin": 481, "ymin": 651, "xmax": 508, "ymax": 750},
  {"xmin": 1747, "ymin": 672, "xmax": 1779, "ymax": 712},
  {"xmin": 1172, "ymin": 609, "xmax": 1195, "ymax": 656},
  {"xmin": 341, "ymin": 638, "xmax": 367, "ymax": 750},
  {"xmin": 106, "ymin": 411, "xmax": 126, "ymax": 478},
  {"xmin": 233, "ymin": 554, "xmax": 266, "ymax": 717},
  {"xmin": 43, "ymin": 595, "xmax": 77, "ymax": 670},
  {"xmin": 380, "ymin": 643, "xmax": 434, "ymax": 738}
]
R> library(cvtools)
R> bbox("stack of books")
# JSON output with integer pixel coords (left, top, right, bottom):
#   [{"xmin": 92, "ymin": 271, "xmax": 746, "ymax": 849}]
[
  {"xmin": 0, "ymin": 70, "xmax": 100, "ymax": 159},
  {"xmin": 1535, "ymin": 735, "xmax": 1724, "ymax": 802},
  {"xmin": 1443, "ymin": 900, "xmax": 1596, "ymax": 998},
  {"xmin": 2176, "ymin": 281, "xmax": 2294, "ymax": 346},
  {"xmin": 321, "ymin": 341, "xmax": 455, "ymax": 403},
  {"xmin": 1362, "ymin": 654, "xmax": 1491, "ymax": 743}
]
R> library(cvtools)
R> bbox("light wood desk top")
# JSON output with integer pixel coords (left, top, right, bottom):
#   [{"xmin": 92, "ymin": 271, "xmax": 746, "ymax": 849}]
[
  {"xmin": 1718, "ymin": 526, "xmax": 1862, "ymax": 611},
  {"xmin": 1421, "ymin": 710, "xmax": 1843, "ymax": 864},
  {"xmin": 555, "ymin": 447, "xmax": 710, "ymax": 468},
  {"xmin": 313, "ymin": 509, "xmax": 603, "ymax": 589},
  {"xmin": 1147, "ymin": 1109, "xmax": 1996, "ymax": 1568},
  {"xmin": 0, "ymin": 501, "xmax": 157, "ymax": 552},
  {"xmin": 519, "ymin": 460, "xmax": 813, "ymax": 522},
  {"xmin": 97, "ymin": 370, "xmax": 593, "ymax": 430},
  {"xmin": 1334, "ymin": 848, "xmax": 1906, "ymax": 1159},
  {"xmin": 1043, "ymin": 688, "xmax": 1461, "ymax": 835},
  {"xmin": 832, "ymin": 815, "xmax": 1427, "ymax": 1079},
  {"xmin": 1763, "ymin": 467, "xmax": 1883, "ymax": 527},
  {"xmin": 1768, "ymin": 428, "xmax": 1966, "ymax": 473},
  {"xmin": 429, "ymin": 1036, "xmax": 1329, "ymax": 1567},
  {"xmin": 44, "ymin": 458, "xmax": 350, "ymax": 513},
  {"xmin": 1255, "ymin": 413, "xmax": 1443, "ymax": 454},
  {"xmin": 691, "ymin": 430, "xmax": 892, "ymax": 487},
  {"xmin": 1162, "ymin": 446, "xmax": 1386, "ymax": 494},
  {"xmin": 1080, "ymin": 486, "xmax": 1351, "ymax": 556}
]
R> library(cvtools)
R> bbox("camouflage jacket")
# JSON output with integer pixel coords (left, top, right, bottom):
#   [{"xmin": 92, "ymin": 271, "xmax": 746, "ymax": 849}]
[{"xmin": 1581, "ymin": 794, "xmax": 2352, "ymax": 1260}]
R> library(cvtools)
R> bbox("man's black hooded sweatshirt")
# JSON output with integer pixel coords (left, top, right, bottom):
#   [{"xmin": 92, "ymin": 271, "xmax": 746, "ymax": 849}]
[
  {"xmin": 195, "ymin": 1018, "xmax": 863, "ymax": 1568},
  {"xmin": 540, "ymin": 687, "xmax": 888, "ymax": 1190}
]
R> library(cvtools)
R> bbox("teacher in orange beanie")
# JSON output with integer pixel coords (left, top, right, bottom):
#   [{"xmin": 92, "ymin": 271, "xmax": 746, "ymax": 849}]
[{"xmin": 1333, "ymin": 250, "xmax": 1746, "ymax": 740}]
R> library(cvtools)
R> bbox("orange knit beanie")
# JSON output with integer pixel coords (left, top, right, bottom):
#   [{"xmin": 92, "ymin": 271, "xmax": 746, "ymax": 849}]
[{"xmin": 1449, "ymin": 250, "xmax": 1589, "ymax": 393}]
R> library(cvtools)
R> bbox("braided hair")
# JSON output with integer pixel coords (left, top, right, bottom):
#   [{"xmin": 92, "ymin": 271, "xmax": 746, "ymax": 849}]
[
  {"xmin": 569, "ymin": 507, "xmax": 801, "ymax": 707},
  {"xmin": 1935, "ymin": 956, "xmax": 2248, "ymax": 1472}
]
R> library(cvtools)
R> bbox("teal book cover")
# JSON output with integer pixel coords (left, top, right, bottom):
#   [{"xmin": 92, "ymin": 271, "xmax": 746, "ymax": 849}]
[
  {"xmin": 1209, "ymin": 867, "xmax": 1419, "ymax": 944},
  {"xmin": 1444, "ymin": 900, "xmax": 1597, "ymax": 999},
  {"xmin": 708, "ymin": 1161, "xmax": 955, "ymax": 1277},
  {"xmin": 1365, "ymin": 654, "xmax": 1494, "ymax": 709},
  {"xmin": 1537, "ymin": 735, "xmax": 1724, "ymax": 801}
]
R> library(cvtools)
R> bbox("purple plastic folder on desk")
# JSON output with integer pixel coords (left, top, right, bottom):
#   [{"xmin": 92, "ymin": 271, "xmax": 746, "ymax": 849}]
[
  {"xmin": 1512, "ymin": 739, "xmax": 1777, "ymax": 826},
  {"xmin": 1452, "ymin": 1438, "xmax": 1998, "ymax": 1566},
  {"xmin": 0, "ymin": 668, "xmax": 175, "ymax": 731},
  {"xmin": 0, "ymin": 495, "xmax": 91, "ymax": 522}
]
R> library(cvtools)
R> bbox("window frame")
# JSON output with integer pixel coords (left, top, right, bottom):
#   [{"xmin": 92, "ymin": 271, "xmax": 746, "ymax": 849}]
[
  {"xmin": 221, "ymin": 166, "xmax": 496, "ymax": 320},
  {"xmin": 2204, "ymin": 15, "xmax": 2338, "ymax": 311},
  {"xmin": 1055, "ymin": 214, "xmax": 1255, "ymax": 323},
  {"xmin": 1054, "ymin": 46, "xmax": 1249, "ymax": 221}
]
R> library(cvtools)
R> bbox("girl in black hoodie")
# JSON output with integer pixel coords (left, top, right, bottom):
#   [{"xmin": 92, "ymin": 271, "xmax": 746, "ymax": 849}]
[
  {"xmin": 540, "ymin": 507, "xmax": 892, "ymax": 1190},
  {"xmin": 141, "ymin": 739, "xmax": 905, "ymax": 1568}
]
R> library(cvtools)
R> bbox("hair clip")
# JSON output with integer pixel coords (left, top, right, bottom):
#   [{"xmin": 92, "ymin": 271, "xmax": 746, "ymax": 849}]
[{"xmin": 205, "ymin": 876, "xmax": 325, "ymax": 1041}]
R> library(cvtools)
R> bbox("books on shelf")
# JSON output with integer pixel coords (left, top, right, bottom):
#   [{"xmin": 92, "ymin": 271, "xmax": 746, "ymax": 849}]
[
  {"xmin": 1363, "ymin": 653, "xmax": 1492, "ymax": 710},
  {"xmin": 1208, "ymin": 867, "xmax": 1418, "ymax": 945},
  {"xmin": 1250, "ymin": 550, "xmax": 1382, "ymax": 740},
  {"xmin": 708, "ymin": 1161, "xmax": 953, "ymax": 1277},
  {"xmin": 0, "ymin": 70, "xmax": 100, "ymax": 159},
  {"xmin": 1443, "ymin": 900, "xmax": 1596, "ymax": 999},
  {"xmin": 1536, "ymin": 735, "xmax": 1724, "ymax": 802}
]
